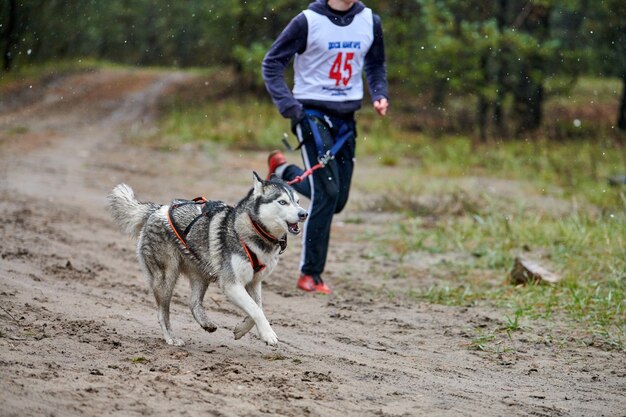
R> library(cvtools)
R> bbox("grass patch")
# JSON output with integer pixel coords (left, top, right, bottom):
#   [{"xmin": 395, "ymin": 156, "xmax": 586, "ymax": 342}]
[
  {"xmin": 547, "ymin": 76, "xmax": 622, "ymax": 106},
  {"xmin": 160, "ymin": 99, "xmax": 288, "ymax": 150},
  {"xmin": 468, "ymin": 332, "xmax": 497, "ymax": 351},
  {"xmin": 415, "ymin": 137, "xmax": 626, "ymax": 211},
  {"xmin": 6, "ymin": 126, "xmax": 29, "ymax": 135},
  {"xmin": 0, "ymin": 58, "xmax": 120, "ymax": 88},
  {"xmin": 387, "ymin": 195, "xmax": 625, "ymax": 350}
]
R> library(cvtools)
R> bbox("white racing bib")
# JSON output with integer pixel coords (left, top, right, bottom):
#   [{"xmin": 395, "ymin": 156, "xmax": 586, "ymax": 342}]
[{"xmin": 293, "ymin": 8, "xmax": 374, "ymax": 102}]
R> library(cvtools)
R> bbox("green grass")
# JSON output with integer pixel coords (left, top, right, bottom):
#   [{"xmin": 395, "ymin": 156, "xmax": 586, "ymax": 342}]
[
  {"xmin": 160, "ymin": 99, "xmax": 289, "ymax": 150},
  {"xmin": 546, "ymin": 76, "xmax": 623, "ymax": 106},
  {"xmin": 0, "ymin": 58, "xmax": 120, "ymax": 87},
  {"xmin": 386, "ymin": 194, "xmax": 625, "ymax": 350},
  {"xmin": 419, "ymin": 137, "xmax": 625, "ymax": 210},
  {"xmin": 382, "ymin": 182, "xmax": 625, "ymax": 347}
]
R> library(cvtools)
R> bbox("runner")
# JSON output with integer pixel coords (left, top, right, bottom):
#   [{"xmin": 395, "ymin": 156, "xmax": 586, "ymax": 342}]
[{"xmin": 262, "ymin": 0, "xmax": 389, "ymax": 294}]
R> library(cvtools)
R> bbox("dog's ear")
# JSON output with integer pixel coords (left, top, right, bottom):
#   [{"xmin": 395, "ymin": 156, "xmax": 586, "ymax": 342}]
[{"xmin": 252, "ymin": 171, "xmax": 264, "ymax": 195}]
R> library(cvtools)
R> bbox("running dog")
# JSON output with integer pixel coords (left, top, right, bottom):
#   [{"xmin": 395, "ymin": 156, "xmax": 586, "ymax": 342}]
[{"xmin": 107, "ymin": 173, "xmax": 307, "ymax": 346}]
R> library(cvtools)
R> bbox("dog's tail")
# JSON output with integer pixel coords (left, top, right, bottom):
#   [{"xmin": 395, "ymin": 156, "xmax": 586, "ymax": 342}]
[{"xmin": 107, "ymin": 184, "xmax": 159, "ymax": 239}]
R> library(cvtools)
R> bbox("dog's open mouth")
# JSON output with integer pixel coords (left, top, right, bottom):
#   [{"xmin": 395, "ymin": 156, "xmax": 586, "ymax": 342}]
[{"xmin": 287, "ymin": 222, "xmax": 301, "ymax": 235}]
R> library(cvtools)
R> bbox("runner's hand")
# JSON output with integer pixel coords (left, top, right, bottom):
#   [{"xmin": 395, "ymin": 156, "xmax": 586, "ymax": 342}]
[
  {"xmin": 291, "ymin": 114, "xmax": 306, "ymax": 133},
  {"xmin": 373, "ymin": 98, "xmax": 388, "ymax": 117}
]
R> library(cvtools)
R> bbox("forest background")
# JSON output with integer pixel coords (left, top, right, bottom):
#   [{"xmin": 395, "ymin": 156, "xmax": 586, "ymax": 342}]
[{"xmin": 2, "ymin": 0, "xmax": 625, "ymax": 140}]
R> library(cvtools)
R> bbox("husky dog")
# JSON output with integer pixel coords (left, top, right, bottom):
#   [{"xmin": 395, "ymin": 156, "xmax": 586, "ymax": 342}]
[{"xmin": 107, "ymin": 173, "xmax": 307, "ymax": 346}]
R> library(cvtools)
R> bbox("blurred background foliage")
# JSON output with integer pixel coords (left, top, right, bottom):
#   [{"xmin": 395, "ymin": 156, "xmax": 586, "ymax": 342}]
[{"xmin": 1, "ymin": 0, "xmax": 625, "ymax": 138}]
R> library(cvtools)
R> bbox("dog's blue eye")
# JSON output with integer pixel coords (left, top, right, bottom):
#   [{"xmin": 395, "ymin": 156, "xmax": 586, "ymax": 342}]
[{"xmin": 278, "ymin": 200, "xmax": 287, "ymax": 205}]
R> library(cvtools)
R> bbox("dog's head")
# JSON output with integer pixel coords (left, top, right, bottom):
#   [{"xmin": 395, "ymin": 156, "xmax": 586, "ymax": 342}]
[{"xmin": 251, "ymin": 171, "xmax": 308, "ymax": 236}]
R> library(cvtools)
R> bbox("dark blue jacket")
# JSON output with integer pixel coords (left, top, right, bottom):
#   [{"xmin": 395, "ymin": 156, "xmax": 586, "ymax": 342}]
[{"xmin": 262, "ymin": 0, "xmax": 388, "ymax": 121}]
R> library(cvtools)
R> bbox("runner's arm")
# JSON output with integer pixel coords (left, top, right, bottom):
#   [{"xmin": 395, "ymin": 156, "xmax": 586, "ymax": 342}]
[
  {"xmin": 262, "ymin": 14, "xmax": 308, "ymax": 121},
  {"xmin": 364, "ymin": 14, "xmax": 389, "ymax": 104}
]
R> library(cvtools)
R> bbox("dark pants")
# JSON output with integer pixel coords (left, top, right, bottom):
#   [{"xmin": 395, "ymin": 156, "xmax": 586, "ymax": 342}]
[{"xmin": 282, "ymin": 112, "xmax": 356, "ymax": 277}]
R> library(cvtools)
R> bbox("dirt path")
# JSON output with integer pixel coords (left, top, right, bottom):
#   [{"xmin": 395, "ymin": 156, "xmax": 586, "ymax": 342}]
[{"xmin": 1, "ymin": 69, "xmax": 624, "ymax": 417}]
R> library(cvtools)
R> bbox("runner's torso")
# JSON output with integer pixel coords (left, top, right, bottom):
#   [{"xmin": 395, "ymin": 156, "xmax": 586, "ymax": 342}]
[{"xmin": 293, "ymin": 8, "xmax": 374, "ymax": 103}]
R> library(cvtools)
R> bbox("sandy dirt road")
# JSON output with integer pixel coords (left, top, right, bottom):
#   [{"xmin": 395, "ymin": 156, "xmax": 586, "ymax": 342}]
[{"xmin": 0, "ymin": 69, "xmax": 624, "ymax": 417}]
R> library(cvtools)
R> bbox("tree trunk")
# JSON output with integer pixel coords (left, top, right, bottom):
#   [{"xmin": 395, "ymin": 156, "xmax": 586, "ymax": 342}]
[
  {"xmin": 514, "ymin": 70, "xmax": 544, "ymax": 135},
  {"xmin": 478, "ymin": 95, "xmax": 489, "ymax": 142},
  {"xmin": 493, "ymin": 81, "xmax": 506, "ymax": 136},
  {"xmin": 2, "ymin": 0, "xmax": 18, "ymax": 71},
  {"xmin": 512, "ymin": 4, "xmax": 550, "ymax": 136},
  {"xmin": 493, "ymin": 0, "xmax": 508, "ymax": 137},
  {"xmin": 618, "ymin": 72, "xmax": 626, "ymax": 131},
  {"xmin": 477, "ymin": 53, "xmax": 489, "ymax": 141}
]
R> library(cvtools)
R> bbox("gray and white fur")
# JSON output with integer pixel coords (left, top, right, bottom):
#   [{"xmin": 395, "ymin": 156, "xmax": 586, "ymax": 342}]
[{"xmin": 107, "ymin": 173, "xmax": 307, "ymax": 346}]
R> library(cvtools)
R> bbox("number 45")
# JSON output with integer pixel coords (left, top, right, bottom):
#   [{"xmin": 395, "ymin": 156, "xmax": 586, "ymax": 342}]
[{"xmin": 329, "ymin": 52, "xmax": 354, "ymax": 86}]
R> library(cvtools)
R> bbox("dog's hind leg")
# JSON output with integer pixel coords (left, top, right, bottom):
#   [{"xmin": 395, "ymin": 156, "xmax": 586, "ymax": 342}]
[
  {"xmin": 189, "ymin": 276, "xmax": 218, "ymax": 333},
  {"xmin": 233, "ymin": 281, "xmax": 262, "ymax": 340},
  {"xmin": 224, "ymin": 282, "xmax": 277, "ymax": 345},
  {"xmin": 148, "ymin": 266, "xmax": 185, "ymax": 346}
]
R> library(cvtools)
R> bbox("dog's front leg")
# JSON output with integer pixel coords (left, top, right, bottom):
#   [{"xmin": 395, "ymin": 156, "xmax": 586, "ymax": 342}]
[
  {"xmin": 224, "ymin": 282, "xmax": 277, "ymax": 345},
  {"xmin": 233, "ymin": 281, "xmax": 262, "ymax": 340}
]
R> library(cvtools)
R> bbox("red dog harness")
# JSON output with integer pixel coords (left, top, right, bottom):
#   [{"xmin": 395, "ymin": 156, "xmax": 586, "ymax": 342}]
[{"xmin": 166, "ymin": 199, "xmax": 286, "ymax": 274}]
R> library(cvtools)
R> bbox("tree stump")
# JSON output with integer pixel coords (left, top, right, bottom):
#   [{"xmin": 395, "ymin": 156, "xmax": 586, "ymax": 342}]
[{"xmin": 510, "ymin": 256, "xmax": 561, "ymax": 285}]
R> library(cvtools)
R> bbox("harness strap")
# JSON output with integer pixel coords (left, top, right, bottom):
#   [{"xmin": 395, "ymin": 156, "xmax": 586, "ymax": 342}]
[
  {"xmin": 167, "ymin": 209, "xmax": 191, "ymax": 251},
  {"xmin": 240, "ymin": 239, "xmax": 266, "ymax": 273},
  {"xmin": 248, "ymin": 215, "xmax": 287, "ymax": 253},
  {"xmin": 183, "ymin": 213, "xmax": 204, "ymax": 236},
  {"xmin": 304, "ymin": 109, "xmax": 353, "ymax": 163},
  {"xmin": 167, "ymin": 198, "xmax": 277, "ymax": 274},
  {"xmin": 167, "ymin": 197, "xmax": 208, "ymax": 252},
  {"xmin": 237, "ymin": 216, "xmax": 289, "ymax": 274},
  {"xmin": 287, "ymin": 109, "xmax": 352, "ymax": 186}
]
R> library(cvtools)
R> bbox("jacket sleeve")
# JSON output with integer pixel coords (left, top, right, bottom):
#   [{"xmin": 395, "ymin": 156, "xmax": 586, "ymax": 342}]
[
  {"xmin": 262, "ymin": 13, "xmax": 308, "ymax": 120},
  {"xmin": 364, "ymin": 13, "xmax": 389, "ymax": 103}
]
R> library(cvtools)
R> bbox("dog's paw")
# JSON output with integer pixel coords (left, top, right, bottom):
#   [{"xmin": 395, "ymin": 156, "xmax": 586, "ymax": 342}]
[
  {"xmin": 260, "ymin": 328, "xmax": 278, "ymax": 346},
  {"xmin": 202, "ymin": 323, "xmax": 218, "ymax": 333},
  {"xmin": 233, "ymin": 319, "xmax": 254, "ymax": 340},
  {"xmin": 166, "ymin": 337, "xmax": 186, "ymax": 347}
]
